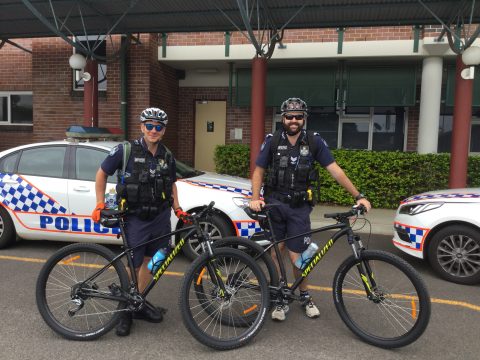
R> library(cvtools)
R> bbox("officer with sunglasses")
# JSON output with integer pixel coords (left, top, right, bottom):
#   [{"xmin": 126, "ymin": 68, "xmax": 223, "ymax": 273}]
[
  {"xmin": 92, "ymin": 107, "xmax": 189, "ymax": 336},
  {"xmin": 249, "ymin": 98, "xmax": 371, "ymax": 322}
]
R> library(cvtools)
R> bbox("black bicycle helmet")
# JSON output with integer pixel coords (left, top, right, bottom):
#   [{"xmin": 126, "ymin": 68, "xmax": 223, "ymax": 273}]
[
  {"xmin": 140, "ymin": 107, "xmax": 168, "ymax": 126},
  {"xmin": 280, "ymin": 97, "xmax": 308, "ymax": 114}
]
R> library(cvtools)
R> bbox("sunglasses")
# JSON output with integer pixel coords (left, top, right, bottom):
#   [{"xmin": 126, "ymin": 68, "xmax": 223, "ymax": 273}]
[
  {"xmin": 144, "ymin": 123, "xmax": 164, "ymax": 132},
  {"xmin": 284, "ymin": 114, "xmax": 304, "ymax": 120}
]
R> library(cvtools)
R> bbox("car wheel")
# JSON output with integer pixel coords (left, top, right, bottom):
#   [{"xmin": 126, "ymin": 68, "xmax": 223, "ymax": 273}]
[
  {"xmin": 182, "ymin": 213, "xmax": 235, "ymax": 261},
  {"xmin": 428, "ymin": 225, "xmax": 480, "ymax": 285},
  {"xmin": 0, "ymin": 206, "xmax": 16, "ymax": 249}
]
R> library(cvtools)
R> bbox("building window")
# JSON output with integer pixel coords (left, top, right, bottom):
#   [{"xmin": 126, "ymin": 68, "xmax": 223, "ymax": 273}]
[
  {"xmin": 0, "ymin": 92, "xmax": 33, "ymax": 125},
  {"xmin": 438, "ymin": 106, "xmax": 480, "ymax": 153},
  {"xmin": 73, "ymin": 36, "xmax": 107, "ymax": 92},
  {"xmin": 272, "ymin": 106, "xmax": 405, "ymax": 151}
]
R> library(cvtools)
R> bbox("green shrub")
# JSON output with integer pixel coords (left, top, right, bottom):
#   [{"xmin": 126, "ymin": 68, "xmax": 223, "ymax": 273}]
[
  {"xmin": 214, "ymin": 144, "xmax": 480, "ymax": 209},
  {"xmin": 214, "ymin": 144, "xmax": 250, "ymax": 177}
]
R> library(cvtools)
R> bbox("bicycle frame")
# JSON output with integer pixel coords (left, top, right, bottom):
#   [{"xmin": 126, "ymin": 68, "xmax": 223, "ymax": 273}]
[
  {"xmin": 259, "ymin": 210, "xmax": 372, "ymax": 296},
  {"xmin": 76, "ymin": 217, "xmax": 202, "ymax": 304}
]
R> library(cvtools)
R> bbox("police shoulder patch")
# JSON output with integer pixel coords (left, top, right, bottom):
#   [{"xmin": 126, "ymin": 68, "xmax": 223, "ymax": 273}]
[{"xmin": 260, "ymin": 133, "xmax": 273, "ymax": 152}]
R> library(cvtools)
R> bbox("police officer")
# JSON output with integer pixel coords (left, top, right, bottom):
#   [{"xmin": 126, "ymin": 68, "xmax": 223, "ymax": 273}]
[
  {"xmin": 92, "ymin": 107, "xmax": 188, "ymax": 336},
  {"xmin": 249, "ymin": 98, "xmax": 371, "ymax": 321}
]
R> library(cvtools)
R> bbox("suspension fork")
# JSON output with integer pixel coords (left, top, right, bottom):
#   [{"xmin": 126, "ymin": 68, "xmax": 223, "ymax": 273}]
[
  {"xmin": 348, "ymin": 232, "xmax": 377, "ymax": 297},
  {"xmin": 196, "ymin": 223, "xmax": 229, "ymax": 297}
]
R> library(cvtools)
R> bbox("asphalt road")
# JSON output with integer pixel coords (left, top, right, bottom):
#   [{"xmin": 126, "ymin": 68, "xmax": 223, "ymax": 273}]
[{"xmin": 0, "ymin": 234, "xmax": 479, "ymax": 360}]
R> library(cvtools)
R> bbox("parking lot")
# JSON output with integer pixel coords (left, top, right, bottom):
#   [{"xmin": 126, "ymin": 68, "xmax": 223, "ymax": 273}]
[{"xmin": 0, "ymin": 233, "xmax": 479, "ymax": 360}]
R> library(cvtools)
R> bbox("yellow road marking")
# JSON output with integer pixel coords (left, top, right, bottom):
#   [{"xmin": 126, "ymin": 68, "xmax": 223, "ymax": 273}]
[{"xmin": 1, "ymin": 254, "xmax": 479, "ymax": 312}]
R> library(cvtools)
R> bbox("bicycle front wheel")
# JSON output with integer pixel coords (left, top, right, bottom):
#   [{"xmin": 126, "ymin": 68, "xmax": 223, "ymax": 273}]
[
  {"xmin": 333, "ymin": 250, "xmax": 431, "ymax": 348},
  {"xmin": 180, "ymin": 248, "xmax": 269, "ymax": 350},
  {"xmin": 36, "ymin": 243, "xmax": 129, "ymax": 340}
]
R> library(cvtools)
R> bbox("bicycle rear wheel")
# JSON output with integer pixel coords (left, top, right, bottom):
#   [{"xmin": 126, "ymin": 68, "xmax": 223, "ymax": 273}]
[
  {"xmin": 36, "ymin": 243, "xmax": 129, "ymax": 340},
  {"xmin": 333, "ymin": 250, "xmax": 431, "ymax": 348},
  {"xmin": 212, "ymin": 236, "xmax": 279, "ymax": 287},
  {"xmin": 179, "ymin": 248, "xmax": 269, "ymax": 350}
]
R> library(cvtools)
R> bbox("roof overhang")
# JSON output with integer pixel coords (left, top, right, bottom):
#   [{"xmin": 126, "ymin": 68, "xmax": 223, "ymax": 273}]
[{"xmin": 0, "ymin": 1, "xmax": 478, "ymax": 39}]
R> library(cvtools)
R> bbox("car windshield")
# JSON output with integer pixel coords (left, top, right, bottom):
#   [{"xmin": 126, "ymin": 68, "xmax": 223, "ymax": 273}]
[{"xmin": 176, "ymin": 159, "xmax": 204, "ymax": 179}]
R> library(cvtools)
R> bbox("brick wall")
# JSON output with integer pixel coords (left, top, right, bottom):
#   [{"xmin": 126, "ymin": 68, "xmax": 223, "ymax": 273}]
[
  {"xmin": 167, "ymin": 26, "xmax": 426, "ymax": 46},
  {"xmin": 149, "ymin": 34, "xmax": 179, "ymax": 154},
  {"xmin": 0, "ymin": 39, "xmax": 34, "ymax": 151},
  {"xmin": 31, "ymin": 37, "xmax": 122, "ymax": 143},
  {"xmin": 407, "ymin": 106, "xmax": 420, "ymax": 151}
]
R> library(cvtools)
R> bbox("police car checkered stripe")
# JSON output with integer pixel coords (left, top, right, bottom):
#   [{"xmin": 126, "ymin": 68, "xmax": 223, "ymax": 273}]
[
  {"xmin": 0, "ymin": 173, "xmax": 67, "ymax": 214},
  {"xmin": 234, "ymin": 221, "xmax": 262, "ymax": 238},
  {"xmin": 402, "ymin": 193, "xmax": 480, "ymax": 204},
  {"xmin": 395, "ymin": 223, "xmax": 426, "ymax": 250},
  {"xmin": 183, "ymin": 180, "xmax": 252, "ymax": 197}
]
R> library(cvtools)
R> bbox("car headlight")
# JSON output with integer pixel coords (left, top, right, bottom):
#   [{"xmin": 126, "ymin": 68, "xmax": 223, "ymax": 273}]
[
  {"xmin": 232, "ymin": 197, "xmax": 250, "ymax": 208},
  {"xmin": 399, "ymin": 202, "xmax": 444, "ymax": 215}
]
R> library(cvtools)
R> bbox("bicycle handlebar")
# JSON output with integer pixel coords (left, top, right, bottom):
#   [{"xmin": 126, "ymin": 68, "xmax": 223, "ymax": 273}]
[
  {"xmin": 324, "ymin": 205, "xmax": 367, "ymax": 221},
  {"xmin": 185, "ymin": 201, "xmax": 215, "ymax": 223},
  {"xmin": 244, "ymin": 204, "xmax": 366, "ymax": 223}
]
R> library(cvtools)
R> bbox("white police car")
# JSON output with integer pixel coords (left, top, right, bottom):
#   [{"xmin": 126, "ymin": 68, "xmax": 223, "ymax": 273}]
[
  {"xmin": 393, "ymin": 188, "xmax": 480, "ymax": 285},
  {"xmin": 0, "ymin": 139, "xmax": 261, "ymax": 260}
]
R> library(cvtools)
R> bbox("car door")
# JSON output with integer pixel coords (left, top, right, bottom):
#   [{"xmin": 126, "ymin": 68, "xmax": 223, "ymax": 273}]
[
  {"xmin": 67, "ymin": 145, "xmax": 119, "ymax": 242},
  {"xmin": 11, "ymin": 145, "xmax": 70, "ymax": 240}
]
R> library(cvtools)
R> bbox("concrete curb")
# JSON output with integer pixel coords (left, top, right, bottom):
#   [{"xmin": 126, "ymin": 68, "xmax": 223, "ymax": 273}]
[{"xmin": 310, "ymin": 205, "xmax": 396, "ymax": 236}]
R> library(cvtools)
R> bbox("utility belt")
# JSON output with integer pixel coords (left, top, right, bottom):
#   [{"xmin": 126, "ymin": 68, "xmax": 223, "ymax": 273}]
[
  {"xmin": 126, "ymin": 203, "xmax": 169, "ymax": 221},
  {"xmin": 268, "ymin": 189, "xmax": 315, "ymax": 208}
]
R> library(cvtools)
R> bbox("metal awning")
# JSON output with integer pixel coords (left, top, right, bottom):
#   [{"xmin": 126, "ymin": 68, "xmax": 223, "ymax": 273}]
[{"xmin": 0, "ymin": 1, "xmax": 479, "ymax": 39}]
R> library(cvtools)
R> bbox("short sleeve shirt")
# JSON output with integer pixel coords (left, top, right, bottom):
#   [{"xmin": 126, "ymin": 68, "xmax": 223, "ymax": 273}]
[
  {"xmin": 255, "ymin": 130, "xmax": 335, "ymax": 169},
  {"xmin": 101, "ymin": 137, "xmax": 177, "ymax": 182}
]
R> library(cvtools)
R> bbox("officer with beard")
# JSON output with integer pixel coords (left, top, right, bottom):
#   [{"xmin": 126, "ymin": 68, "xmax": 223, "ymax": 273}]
[{"xmin": 249, "ymin": 97, "xmax": 371, "ymax": 322}]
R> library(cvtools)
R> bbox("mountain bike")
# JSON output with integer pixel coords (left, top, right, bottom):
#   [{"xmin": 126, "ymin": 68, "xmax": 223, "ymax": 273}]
[
  {"xmin": 207, "ymin": 204, "xmax": 431, "ymax": 349},
  {"xmin": 35, "ymin": 202, "xmax": 269, "ymax": 350}
]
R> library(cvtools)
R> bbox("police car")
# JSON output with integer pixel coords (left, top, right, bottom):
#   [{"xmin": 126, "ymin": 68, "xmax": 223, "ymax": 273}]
[
  {"xmin": 393, "ymin": 188, "xmax": 480, "ymax": 285},
  {"xmin": 0, "ymin": 139, "xmax": 261, "ymax": 260}
]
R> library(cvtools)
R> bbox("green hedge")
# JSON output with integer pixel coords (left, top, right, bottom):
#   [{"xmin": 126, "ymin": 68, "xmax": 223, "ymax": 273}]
[{"xmin": 214, "ymin": 144, "xmax": 480, "ymax": 209}]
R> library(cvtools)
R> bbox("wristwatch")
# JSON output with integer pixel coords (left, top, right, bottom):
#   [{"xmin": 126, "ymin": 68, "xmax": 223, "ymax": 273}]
[{"xmin": 354, "ymin": 193, "xmax": 365, "ymax": 201}]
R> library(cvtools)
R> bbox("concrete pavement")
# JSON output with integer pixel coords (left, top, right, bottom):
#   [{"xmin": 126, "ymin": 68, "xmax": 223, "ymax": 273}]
[{"xmin": 310, "ymin": 204, "xmax": 397, "ymax": 236}]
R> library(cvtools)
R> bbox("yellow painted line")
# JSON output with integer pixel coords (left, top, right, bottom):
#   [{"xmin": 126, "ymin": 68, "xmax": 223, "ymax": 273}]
[
  {"xmin": 1, "ymin": 254, "xmax": 479, "ymax": 312},
  {"xmin": 306, "ymin": 284, "xmax": 480, "ymax": 312},
  {"xmin": 0, "ymin": 255, "xmax": 184, "ymax": 276}
]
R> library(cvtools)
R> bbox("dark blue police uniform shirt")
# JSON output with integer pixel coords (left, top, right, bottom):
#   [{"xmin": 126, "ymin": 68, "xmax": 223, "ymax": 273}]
[
  {"xmin": 101, "ymin": 137, "xmax": 177, "ymax": 181},
  {"xmin": 255, "ymin": 130, "xmax": 335, "ymax": 169}
]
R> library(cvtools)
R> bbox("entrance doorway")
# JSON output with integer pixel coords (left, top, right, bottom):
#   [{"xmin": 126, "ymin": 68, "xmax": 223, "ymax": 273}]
[{"xmin": 194, "ymin": 101, "xmax": 226, "ymax": 171}]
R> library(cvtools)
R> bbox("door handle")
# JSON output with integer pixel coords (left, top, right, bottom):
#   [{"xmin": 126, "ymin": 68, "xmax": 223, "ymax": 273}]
[{"xmin": 73, "ymin": 186, "xmax": 90, "ymax": 192}]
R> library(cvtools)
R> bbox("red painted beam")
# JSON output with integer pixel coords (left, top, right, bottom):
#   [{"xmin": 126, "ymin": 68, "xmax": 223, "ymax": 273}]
[
  {"xmin": 249, "ymin": 57, "xmax": 267, "ymax": 176},
  {"xmin": 449, "ymin": 55, "xmax": 473, "ymax": 189}
]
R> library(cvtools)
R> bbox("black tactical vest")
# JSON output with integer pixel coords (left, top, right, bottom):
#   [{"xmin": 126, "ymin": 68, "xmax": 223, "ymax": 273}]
[
  {"xmin": 264, "ymin": 130, "xmax": 318, "ymax": 205},
  {"xmin": 116, "ymin": 140, "xmax": 173, "ymax": 220}
]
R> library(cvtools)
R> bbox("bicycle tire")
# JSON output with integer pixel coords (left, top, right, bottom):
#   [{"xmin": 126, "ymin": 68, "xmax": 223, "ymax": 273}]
[
  {"xmin": 179, "ymin": 248, "xmax": 269, "ymax": 350},
  {"xmin": 36, "ymin": 243, "xmax": 129, "ymax": 340},
  {"xmin": 333, "ymin": 250, "xmax": 431, "ymax": 348},
  {"xmin": 212, "ymin": 236, "xmax": 279, "ymax": 287}
]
